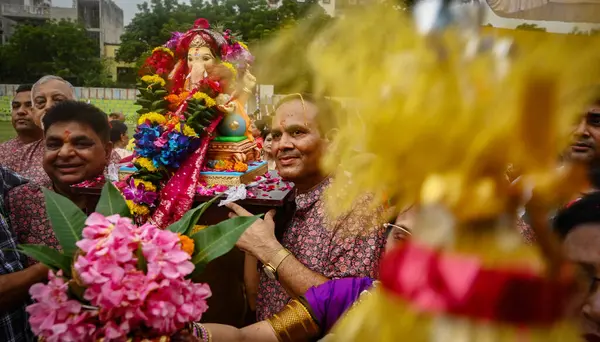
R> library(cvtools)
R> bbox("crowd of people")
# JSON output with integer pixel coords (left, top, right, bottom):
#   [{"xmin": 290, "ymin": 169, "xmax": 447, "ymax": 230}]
[{"xmin": 1, "ymin": 71, "xmax": 600, "ymax": 342}]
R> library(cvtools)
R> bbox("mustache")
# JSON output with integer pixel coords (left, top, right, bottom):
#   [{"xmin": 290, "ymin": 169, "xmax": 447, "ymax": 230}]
[
  {"xmin": 277, "ymin": 151, "xmax": 301, "ymax": 159},
  {"xmin": 573, "ymin": 140, "xmax": 595, "ymax": 148}
]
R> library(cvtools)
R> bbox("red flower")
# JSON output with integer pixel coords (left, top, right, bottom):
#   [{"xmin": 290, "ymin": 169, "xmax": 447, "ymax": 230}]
[
  {"xmin": 194, "ymin": 18, "xmax": 210, "ymax": 29},
  {"xmin": 140, "ymin": 50, "xmax": 175, "ymax": 77}
]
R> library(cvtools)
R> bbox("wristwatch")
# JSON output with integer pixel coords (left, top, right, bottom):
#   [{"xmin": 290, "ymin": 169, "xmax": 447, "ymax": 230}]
[{"xmin": 263, "ymin": 248, "xmax": 291, "ymax": 280}]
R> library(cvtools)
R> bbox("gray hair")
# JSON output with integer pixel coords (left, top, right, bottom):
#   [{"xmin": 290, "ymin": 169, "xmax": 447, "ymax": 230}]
[{"xmin": 31, "ymin": 75, "xmax": 77, "ymax": 101}]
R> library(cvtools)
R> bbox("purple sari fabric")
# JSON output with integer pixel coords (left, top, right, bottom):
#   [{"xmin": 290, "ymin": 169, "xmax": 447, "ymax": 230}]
[{"xmin": 303, "ymin": 277, "xmax": 375, "ymax": 334}]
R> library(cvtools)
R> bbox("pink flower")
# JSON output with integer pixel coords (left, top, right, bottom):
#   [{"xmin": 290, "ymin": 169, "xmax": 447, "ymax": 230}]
[
  {"xmin": 144, "ymin": 278, "xmax": 211, "ymax": 334},
  {"xmin": 38, "ymin": 213, "xmax": 213, "ymax": 339},
  {"xmin": 142, "ymin": 228, "xmax": 194, "ymax": 279},
  {"xmin": 27, "ymin": 270, "xmax": 97, "ymax": 342}
]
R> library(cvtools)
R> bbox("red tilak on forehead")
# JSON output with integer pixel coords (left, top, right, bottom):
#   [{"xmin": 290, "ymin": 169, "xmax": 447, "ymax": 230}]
[{"xmin": 63, "ymin": 130, "xmax": 71, "ymax": 142}]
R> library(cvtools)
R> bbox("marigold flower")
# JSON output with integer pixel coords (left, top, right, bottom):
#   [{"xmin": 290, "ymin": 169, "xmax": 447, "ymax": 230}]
[
  {"xmin": 181, "ymin": 124, "xmax": 197, "ymax": 137},
  {"xmin": 192, "ymin": 92, "xmax": 216, "ymax": 107},
  {"xmin": 214, "ymin": 160, "xmax": 234, "ymax": 171},
  {"xmin": 152, "ymin": 46, "xmax": 174, "ymax": 57},
  {"xmin": 136, "ymin": 157, "xmax": 157, "ymax": 172},
  {"xmin": 233, "ymin": 161, "xmax": 248, "ymax": 172},
  {"xmin": 126, "ymin": 200, "xmax": 150, "ymax": 216},
  {"xmin": 138, "ymin": 112, "xmax": 167, "ymax": 126},
  {"xmin": 133, "ymin": 178, "xmax": 157, "ymax": 192},
  {"xmin": 222, "ymin": 62, "xmax": 238, "ymax": 79},
  {"xmin": 165, "ymin": 92, "xmax": 189, "ymax": 110},
  {"xmin": 178, "ymin": 234, "xmax": 195, "ymax": 255},
  {"xmin": 141, "ymin": 74, "xmax": 166, "ymax": 87}
]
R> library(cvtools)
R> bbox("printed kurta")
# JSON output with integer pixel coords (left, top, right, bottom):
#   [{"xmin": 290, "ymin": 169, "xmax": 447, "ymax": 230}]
[{"xmin": 256, "ymin": 178, "xmax": 386, "ymax": 320}]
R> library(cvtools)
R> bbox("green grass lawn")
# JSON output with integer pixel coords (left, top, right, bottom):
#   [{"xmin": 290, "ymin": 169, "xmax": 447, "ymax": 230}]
[{"xmin": 0, "ymin": 121, "xmax": 16, "ymax": 143}]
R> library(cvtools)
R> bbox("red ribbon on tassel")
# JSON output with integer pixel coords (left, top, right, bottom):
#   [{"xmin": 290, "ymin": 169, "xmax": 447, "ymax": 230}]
[{"xmin": 380, "ymin": 243, "xmax": 573, "ymax": 326}]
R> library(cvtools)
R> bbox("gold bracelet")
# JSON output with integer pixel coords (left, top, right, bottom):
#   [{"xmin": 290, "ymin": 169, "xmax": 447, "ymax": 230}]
[
  {"xmin": 266, "ymin": 299, "xmax": 320, "ymax": 342},
  {"xmin": 243, "ymin": 87, "xmax": 252, "ymax": 93}
]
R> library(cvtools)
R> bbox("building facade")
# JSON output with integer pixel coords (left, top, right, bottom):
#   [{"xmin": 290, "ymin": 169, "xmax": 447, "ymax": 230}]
[{"xmin": 0, "ymin": 0, "xmax": 123, "ymax": 54}]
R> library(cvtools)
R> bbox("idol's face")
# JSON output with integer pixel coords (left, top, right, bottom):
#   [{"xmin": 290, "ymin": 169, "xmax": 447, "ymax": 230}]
[{"xmin": 187, "ymin": 46, "xmax": 215, "ymax": 87}]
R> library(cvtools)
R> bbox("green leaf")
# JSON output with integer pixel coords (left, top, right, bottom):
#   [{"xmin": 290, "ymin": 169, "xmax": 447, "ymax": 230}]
[
  {"xmin": 190, "ymin": 215, "xmax": 260, "ymax": 268},
  {"xmin": 95, "ymin": 182, "xmax": 130, "ymax": 217},
  {"xmin": 17, "ymin": 244, "xmax": 72, "ymax": 276},
  {"xmin": 136, "ymin": 244, "xmax": 147, "ymax": 274},
  {"xmin": 167, "ymin": 195, "xmax": 221, "ymax": 235},
  {"xmin": 43, "ymin": 188, "xmax": 87, "ymax": 257}
]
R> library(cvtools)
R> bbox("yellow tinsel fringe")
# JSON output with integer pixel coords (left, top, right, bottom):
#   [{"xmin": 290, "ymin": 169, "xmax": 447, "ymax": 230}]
[
  {"xmin": 329, "ymin": 288, "xmax": 579, "ymax": 342},
  {"xmin": 283, "ymin": 5, "xmax": 600, "ymax": 222}
]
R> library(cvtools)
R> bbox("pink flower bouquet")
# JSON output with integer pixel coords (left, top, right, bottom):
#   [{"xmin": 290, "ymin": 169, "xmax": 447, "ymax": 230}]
[{"xmin": 17, "ymin": 183, "xmax": 259, "ymax": 341}]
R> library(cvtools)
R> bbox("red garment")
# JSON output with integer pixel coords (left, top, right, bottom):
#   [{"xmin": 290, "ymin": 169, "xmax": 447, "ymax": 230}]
[
  {"xmin": 0, "ymin": 139, "xmax": 51, "ymax": 188},
  {"xmin": 256, "ymin": 178, "xmax": 387, "ymax": 320},
  {"xmin": 255, "ymin": 137, "xmax": 264, "ymax": 150}
]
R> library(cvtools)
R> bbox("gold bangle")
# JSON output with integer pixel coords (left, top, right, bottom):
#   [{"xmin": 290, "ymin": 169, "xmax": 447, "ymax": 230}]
[
  {"xmin": 243, "ymin": 87, "xmax": 252, "ymax": 93},
  {"xmin": 266, "ymin": 299, "xmax": 320, "ymax": 342}
]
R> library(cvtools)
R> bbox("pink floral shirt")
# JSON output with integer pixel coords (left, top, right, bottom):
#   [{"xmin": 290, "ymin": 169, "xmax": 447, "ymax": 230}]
[
  {"xmin": 0, "ymin": 138, "xmax": 51, "ymax": 188},
  {"xmin": 256, "ymin": 178, "xmax": 387, "ymax": 320}
]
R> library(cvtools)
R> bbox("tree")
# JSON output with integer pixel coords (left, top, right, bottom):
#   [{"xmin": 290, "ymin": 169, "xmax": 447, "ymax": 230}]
[
  {"xmin": 515, "ymin": 23, "xmax": 546, "ymax": 32},
  {"xmin": 0, "ymin": 20, "xmax": 109, "ymax": 85},
  {"xmin": 116, "ymin": 0, "xmax": 332, "ymax": 64},
  {"xmin": 116, "ymin": 0, "xmax": 194, "ymax": 63}
]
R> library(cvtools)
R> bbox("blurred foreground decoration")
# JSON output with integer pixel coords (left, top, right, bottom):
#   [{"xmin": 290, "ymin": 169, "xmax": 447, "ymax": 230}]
[{"xmin": 256, "ymin": 0, "xmax": 600, "ymax": 340}]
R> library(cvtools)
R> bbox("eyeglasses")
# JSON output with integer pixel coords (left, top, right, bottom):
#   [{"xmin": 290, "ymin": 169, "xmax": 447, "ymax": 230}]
[{"xmin": 383, "ymin": 223, "xmax": 412, "ymax": 237}]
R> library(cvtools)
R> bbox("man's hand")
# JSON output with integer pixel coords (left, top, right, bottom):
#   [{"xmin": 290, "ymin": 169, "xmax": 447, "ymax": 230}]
[{"xmin": 225, "ymin": 203, "xmax": 282, "ymax": 264}]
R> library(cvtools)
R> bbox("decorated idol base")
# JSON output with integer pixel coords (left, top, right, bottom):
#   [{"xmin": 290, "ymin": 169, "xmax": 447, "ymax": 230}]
[
  {"xmin": 200, "ymin": 161, "xmax": 268, "ymax": 186},
  {"xmin": 119, "ymin": 161, "xmax": 267, "ymax": 187}
]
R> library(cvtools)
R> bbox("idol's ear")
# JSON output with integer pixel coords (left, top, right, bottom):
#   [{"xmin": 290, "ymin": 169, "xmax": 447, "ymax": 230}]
[{"xmin": 169, "ymin": 60, "xmax": 184, "ymax": 81}]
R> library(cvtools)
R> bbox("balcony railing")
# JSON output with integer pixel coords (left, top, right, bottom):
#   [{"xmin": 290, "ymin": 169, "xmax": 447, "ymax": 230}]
[{"xmin": 0, "ymin": 4, "xmax": 50, "ymax": 20}]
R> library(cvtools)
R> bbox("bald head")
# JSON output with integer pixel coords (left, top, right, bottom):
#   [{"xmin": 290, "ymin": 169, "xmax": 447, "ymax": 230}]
[{"xmin": 31, "ymin": 75, "xmax": 77, "ymax": 128}]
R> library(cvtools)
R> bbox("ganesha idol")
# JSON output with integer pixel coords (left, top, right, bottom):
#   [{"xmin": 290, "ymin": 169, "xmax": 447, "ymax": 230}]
[
  {"xmin": 123, "ymin": 18, "xmax": 267, "ymax": 227},
  {"xmin": 170, "ymin": 20, "xmax": 262, "ymax": 171}
]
